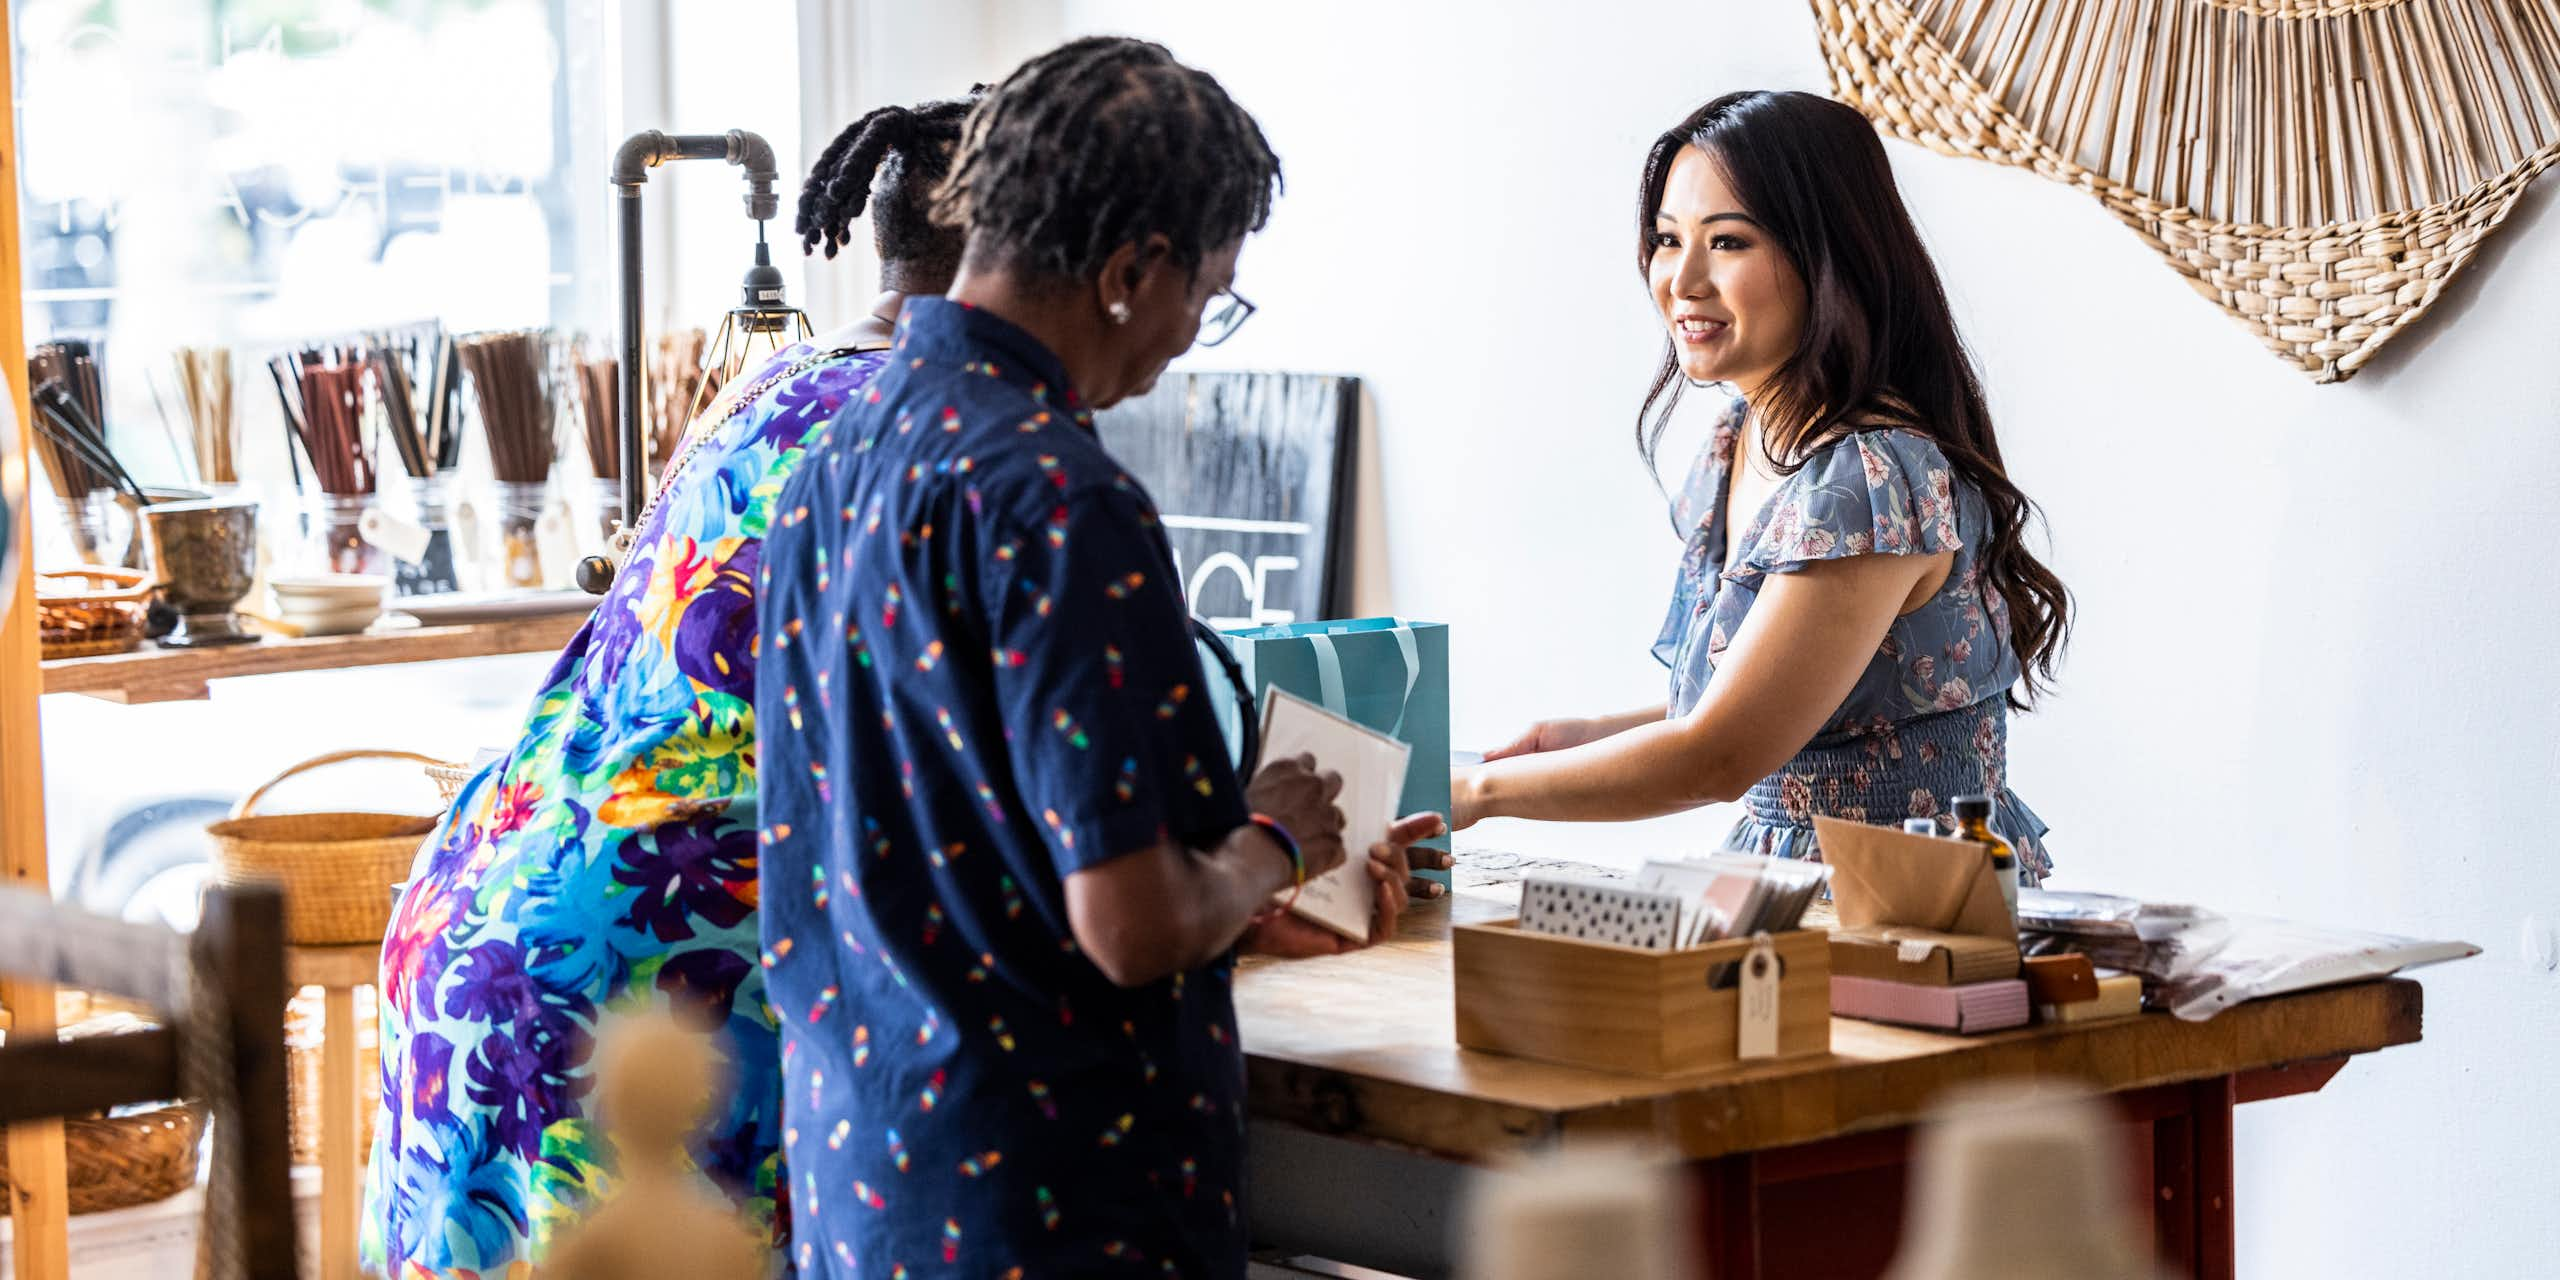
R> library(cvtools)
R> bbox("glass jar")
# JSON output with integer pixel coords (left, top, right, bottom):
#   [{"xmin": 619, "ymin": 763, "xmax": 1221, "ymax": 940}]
[
  {"xmin": 491, "ymin": 479, "xmax": 549, "ymax": 589},
  {"xmin": 44, "ymin": 488, "xmax": 134, "ymax": 570},
  {"xmin": 303, "ymin": 491, "xmax": 388, "ymax": 577},
  {"xmin": 590, "ymin": 476, "xmax": 627, "ymax": 550},
  {"xmin": 393, "ymin": 474, "xmax": 462, "ymax": 597}
]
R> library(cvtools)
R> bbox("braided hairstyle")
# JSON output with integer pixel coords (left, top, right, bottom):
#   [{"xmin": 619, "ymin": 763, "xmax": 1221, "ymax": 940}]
[
  {"xmin": 936, "ymin": 36, "xmax": 1282, "ymax": 285},
  {"xmin": 796, "ymin": 90, "xmax": 980, "ymax": 288}
]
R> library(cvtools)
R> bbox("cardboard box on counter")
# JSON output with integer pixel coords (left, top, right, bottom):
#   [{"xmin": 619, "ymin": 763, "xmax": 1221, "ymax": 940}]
[{"xmin": 1829, "ymin": 925, "xmax": 2021, "ymax": 987}]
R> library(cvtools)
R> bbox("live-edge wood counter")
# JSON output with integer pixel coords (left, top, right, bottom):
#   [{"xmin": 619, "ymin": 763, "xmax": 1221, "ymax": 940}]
[{"xmin": 1235, "ymin": 890, "xmax": 2425, "ymax": 1279}]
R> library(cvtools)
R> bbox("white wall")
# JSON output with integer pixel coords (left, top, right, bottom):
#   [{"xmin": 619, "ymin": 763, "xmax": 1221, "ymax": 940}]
[{"xmin": 878, "ymin": 2, "xmax": 2557, "ymax": 1272}]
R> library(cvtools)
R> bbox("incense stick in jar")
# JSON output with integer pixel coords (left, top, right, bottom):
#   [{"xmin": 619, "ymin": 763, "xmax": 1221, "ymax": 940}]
[
  {"xmin": 572, "ymin": 343, "xmax": 624, "ymax": 546},
  {"xmin": 28, "ymin": 341, "xmax": 134, "ymax": 565},
  {"xmin": 647, "ymin": 328, "xmax": 707, "ymax": 477},
  {"xmin": 368, "ymin": 331, "xmax": 463, "ymax": 596},
  {"xmin": 172, "ymin": 346, "xmax": 239, "ymax": 486},
  {"xmin": 457, "ymin": 330, "xmax": 560, "ymax": 587},
  {"xmin": 274, "ymin": 344, "xmax": 387, "ymax": 576}
]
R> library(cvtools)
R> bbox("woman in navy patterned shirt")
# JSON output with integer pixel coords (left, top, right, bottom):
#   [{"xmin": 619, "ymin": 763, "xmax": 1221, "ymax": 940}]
[{"xmin": 755, "ymin": 38, "xmax": 1443, "ymax": 1279}]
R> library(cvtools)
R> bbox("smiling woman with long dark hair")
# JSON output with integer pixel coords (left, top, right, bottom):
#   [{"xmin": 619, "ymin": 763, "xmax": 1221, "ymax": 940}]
[{"xmin": 1453, "ymin": 89, "xmax": 2069, "ymax": 879}]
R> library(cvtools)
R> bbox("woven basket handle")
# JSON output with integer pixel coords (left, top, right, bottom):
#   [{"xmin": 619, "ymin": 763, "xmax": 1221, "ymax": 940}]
[{"xmin": 231, "ymin": 749, "xmax": 456, "ymax": 820}]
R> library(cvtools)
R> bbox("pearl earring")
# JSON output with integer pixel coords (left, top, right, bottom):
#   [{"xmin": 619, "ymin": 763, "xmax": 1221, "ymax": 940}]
[{"xmin": 1107, "ymin": 302, "xmax": 1132, "ymax": 325}]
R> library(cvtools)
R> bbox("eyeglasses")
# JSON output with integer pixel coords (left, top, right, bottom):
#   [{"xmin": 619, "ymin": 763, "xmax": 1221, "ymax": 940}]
[{"xmin": 1196, "ymin": 287, "xmax": 1257, "ymax": 348}]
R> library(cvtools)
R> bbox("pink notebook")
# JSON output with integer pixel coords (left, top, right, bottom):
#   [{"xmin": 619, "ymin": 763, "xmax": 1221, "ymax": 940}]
[{"xmin": 1831, "ymin": 975, "xmax": 2031, "ymax": 1033}]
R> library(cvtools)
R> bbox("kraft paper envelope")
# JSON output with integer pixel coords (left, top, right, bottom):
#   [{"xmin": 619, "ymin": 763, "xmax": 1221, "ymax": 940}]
[{"xmin": 1813, "ymin": 815, "xmax": 2013, "ymax": 939}]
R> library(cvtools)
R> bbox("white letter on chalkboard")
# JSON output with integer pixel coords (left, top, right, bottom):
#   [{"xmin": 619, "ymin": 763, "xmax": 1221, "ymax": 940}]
[
  {"xmin": 1191, "ymin": 552, "xmax": 1260, "ymax": 630},
  {"xmin": 1251, "ymin": 557, "xmax": 1299, "ymax": 627}
]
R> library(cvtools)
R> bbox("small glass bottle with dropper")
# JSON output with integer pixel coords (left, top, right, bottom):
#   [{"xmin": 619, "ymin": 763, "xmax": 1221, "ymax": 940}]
[{"xmin": 1951, "ymin": 795, "xmax": 2018, "ymax": 923}]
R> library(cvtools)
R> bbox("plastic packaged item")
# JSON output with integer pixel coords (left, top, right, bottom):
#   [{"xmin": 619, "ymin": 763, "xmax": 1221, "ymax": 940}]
[
  {"xmin": 2148, "ymin": 916, "xmax": 2477, "ymax": 1021},
  {"xmin": 2018, "ymin": 890, "xmax": 2238, "ymax": 983},
  {"xmin": 2015, "ymin": 890, "xmax": 2229, "ymax": 943}
]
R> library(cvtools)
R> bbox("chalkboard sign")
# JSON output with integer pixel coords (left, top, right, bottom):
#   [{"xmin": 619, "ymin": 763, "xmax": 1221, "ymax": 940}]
[{"xmin": 1093, "ymin": 372, "xmax": 1358, "ymax": 630}]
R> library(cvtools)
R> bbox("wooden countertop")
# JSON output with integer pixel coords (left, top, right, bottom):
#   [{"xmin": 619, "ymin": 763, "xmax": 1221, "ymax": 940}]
[{"xmin": 1235, "ymin": 891, "xmax": 2424, "ymax": 1162}]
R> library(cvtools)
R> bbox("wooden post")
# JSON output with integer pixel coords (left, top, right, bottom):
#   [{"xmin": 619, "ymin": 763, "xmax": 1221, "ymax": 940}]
[
  {"xmin": 0, "ymin": 0, "xmax": 74, "ymax": 1273},
  {"xmin": 319, "ymin": 986, "xmax": 360, "ymax": 1280},
  {"xmin": 199, "ymin": 885, "xmax": 298, "ymax": 1280}
]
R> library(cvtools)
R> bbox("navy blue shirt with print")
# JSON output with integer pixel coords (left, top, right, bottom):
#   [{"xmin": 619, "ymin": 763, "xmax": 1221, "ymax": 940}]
[{"xmin": 755, "ymin": 298, "xmax": 1253, "ymax": 1279}]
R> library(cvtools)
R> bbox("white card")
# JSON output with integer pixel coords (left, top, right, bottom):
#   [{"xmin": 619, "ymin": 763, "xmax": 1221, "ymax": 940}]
[
  {"xmin": 1635, "ymin": 858, "xmax": 1721, "ymax": 947},
  {"xmin": 1259, "ymin": 686, "xmax": 1412, "ymax": 942},
  {"xmin": 1517, "ymin": 876, "xmax": 1684, "ymax": 951}
]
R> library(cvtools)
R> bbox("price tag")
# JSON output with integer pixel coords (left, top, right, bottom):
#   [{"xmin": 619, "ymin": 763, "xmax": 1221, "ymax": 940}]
[
  {"xmin": 536, "ymin": 502, "xmax": 580, "ymax": 591},
  {"xmin": 359, "ymin": 505, "xmax": 432, "ymax": 565},
  {"xmin": 1737, "ymin": 933, "xmax": 1781, "ymax": 1060},
  {"xmin": 452, "ymin": 501, "xmax": 486, "ymax": 592}
]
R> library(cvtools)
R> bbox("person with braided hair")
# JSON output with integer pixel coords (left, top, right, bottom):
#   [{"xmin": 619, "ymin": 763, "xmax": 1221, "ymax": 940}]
[
  {"xmin": 754, "ymin": 36, "xmax": 1445, "ymax": 1280},
  {"xmin": 796, "ymin": 90, "xmax": 979, "ymax": 342},
  {"xmin": 361, "ymin": 90, "xmax": 979, "ymax": 1277}
]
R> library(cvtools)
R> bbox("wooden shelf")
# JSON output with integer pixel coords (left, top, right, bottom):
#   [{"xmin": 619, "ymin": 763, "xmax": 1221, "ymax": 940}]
[{"xmin": 40, "ymin": 610, "xmax": 592, "ymax": 704}]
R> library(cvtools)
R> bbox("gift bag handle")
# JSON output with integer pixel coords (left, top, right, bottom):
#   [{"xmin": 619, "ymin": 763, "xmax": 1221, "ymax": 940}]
[{"xmin": 1301, "ymin": 625, "xmax": 1423, "ymax": 737}]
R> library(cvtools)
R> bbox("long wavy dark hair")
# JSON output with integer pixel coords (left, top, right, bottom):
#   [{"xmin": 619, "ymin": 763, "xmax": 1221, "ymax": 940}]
[{"xmin": 1635, "ymin": 90, "xmax": 2069, "ymax": 703}]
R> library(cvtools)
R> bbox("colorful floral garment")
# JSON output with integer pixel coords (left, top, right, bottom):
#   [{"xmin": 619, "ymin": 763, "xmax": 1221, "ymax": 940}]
[
  {"xmin": 755, "ymin": 298, "xmax": 1255, "ymax": 1278},
  {"xmin": 363, "ymin": 338, "xmax": 890, "ymax": 1277},
  {"xmin": 1653, "ymin": 392, "xmax": 2054, "ymax": 881}
]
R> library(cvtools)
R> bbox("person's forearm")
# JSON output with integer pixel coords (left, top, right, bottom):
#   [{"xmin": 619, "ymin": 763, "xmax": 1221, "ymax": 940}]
[
  {"xmin": 1177, "ymin": 825, "xmax": 1301, "ymax": 962},
  {"xmin": 1469, "ymin": 716, "xmax": 1750, "ymax": 823},
  {"xmin": 1074, "ymin": 826, "xmax": 1295, "ymax": 986},
  {"xmin": 1585, "ymin": 703, "xmax": 1669, "ymax": 741}
]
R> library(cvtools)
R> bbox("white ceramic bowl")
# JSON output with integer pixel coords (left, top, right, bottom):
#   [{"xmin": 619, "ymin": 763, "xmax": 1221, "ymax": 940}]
[
  {"xmin": 276, "ymin": 602, "xmax": 383, "ymax": 637},
  {"xmin": 270, "ymin": 574, "xmax": 390, "ymax": 608}
]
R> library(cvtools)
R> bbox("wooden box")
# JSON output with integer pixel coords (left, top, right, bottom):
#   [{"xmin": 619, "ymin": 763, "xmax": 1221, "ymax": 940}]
[{"xmin": 1452, "ymin": 920, "xmax": 1831, "ymax": 1076}]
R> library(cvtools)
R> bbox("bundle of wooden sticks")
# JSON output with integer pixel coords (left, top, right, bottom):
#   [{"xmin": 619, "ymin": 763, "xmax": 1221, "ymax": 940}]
[{"xmin": 456, "ymin": 330, "xmax": 558, "ymax": 486}]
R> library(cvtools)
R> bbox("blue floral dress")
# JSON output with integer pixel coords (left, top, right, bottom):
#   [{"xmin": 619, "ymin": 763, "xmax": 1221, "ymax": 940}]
[
  {"xmin": 1653, "ymin": 394, "xmax": 2054, "ymax": 881},
  {"xmin": 362, "ymin": 338, "xmax": 889, "ymax": 1278}
]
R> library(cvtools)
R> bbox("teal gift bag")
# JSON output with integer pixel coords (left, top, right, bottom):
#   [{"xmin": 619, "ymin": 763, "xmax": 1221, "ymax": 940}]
[{"xmin": 1219, "ymin": 617, "xmax": 1451, "ymax": 881}]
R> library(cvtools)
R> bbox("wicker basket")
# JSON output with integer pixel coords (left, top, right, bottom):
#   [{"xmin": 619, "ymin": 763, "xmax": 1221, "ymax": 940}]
[
  {"xmin": 34, "ymin": 566, "xmax": 152, "ymax": 660},
  {"xmin": 206, "ymin": 749, "xmax": 447, "ymax": 946},
  {"xmin": 0, "ymin": 1103, "xmax": 201, "ymax": 1217},
  {"xmin": 423, "ymin": 759, "xmax": 475, "ymax": 806},
  {"xmin": 286, "ymin": 985, "xmax": 381, "ymax": 1167},
  {"xmin": 0, "ymin": 997, "xmax": 200, "ymax": 1216}
]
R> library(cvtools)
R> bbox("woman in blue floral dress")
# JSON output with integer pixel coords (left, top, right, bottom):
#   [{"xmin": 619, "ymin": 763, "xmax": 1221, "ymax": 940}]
[
  {"xmin": 363, "ymin": 92, "xmax": 976, "ymax": 1277},
  {"xmin": 1452, "ymin": 91, "xmax": 2069, "ymax": 879}
]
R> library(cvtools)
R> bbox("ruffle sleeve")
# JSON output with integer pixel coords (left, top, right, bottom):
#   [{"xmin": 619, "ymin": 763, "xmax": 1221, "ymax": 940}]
[{"xmin": 1727, "ymin": 429, "xmax": 1964, "ymax": 584}]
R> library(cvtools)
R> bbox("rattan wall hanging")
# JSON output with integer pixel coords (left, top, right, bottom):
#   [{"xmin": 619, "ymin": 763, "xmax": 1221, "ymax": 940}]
[{"xmin": 1812, "ymin": 0, "xmax": 2560, "ymax": 382}]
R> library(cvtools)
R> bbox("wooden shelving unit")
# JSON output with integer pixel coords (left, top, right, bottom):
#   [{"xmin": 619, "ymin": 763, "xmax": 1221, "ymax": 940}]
[
  {"xmin": 27, "ymin": 602, "xmax": 589, "ymax": 1269},
  {"xmin": 0, "ymin": 5, "xmax": 599, "ymax": 1268},
  {"xmin": 2, "ymin": 0, "xmax": 71, "ymax": 1268},
  {"xmin": 42, "ymin": 610, "xmax": 593, "ymax": 704}
]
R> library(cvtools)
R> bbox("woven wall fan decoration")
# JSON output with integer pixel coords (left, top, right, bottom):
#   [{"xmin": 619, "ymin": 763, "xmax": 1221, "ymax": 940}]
[{"xmin": 1812, "ymin": 0, "xmax": 2560, "ymax": 382}]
